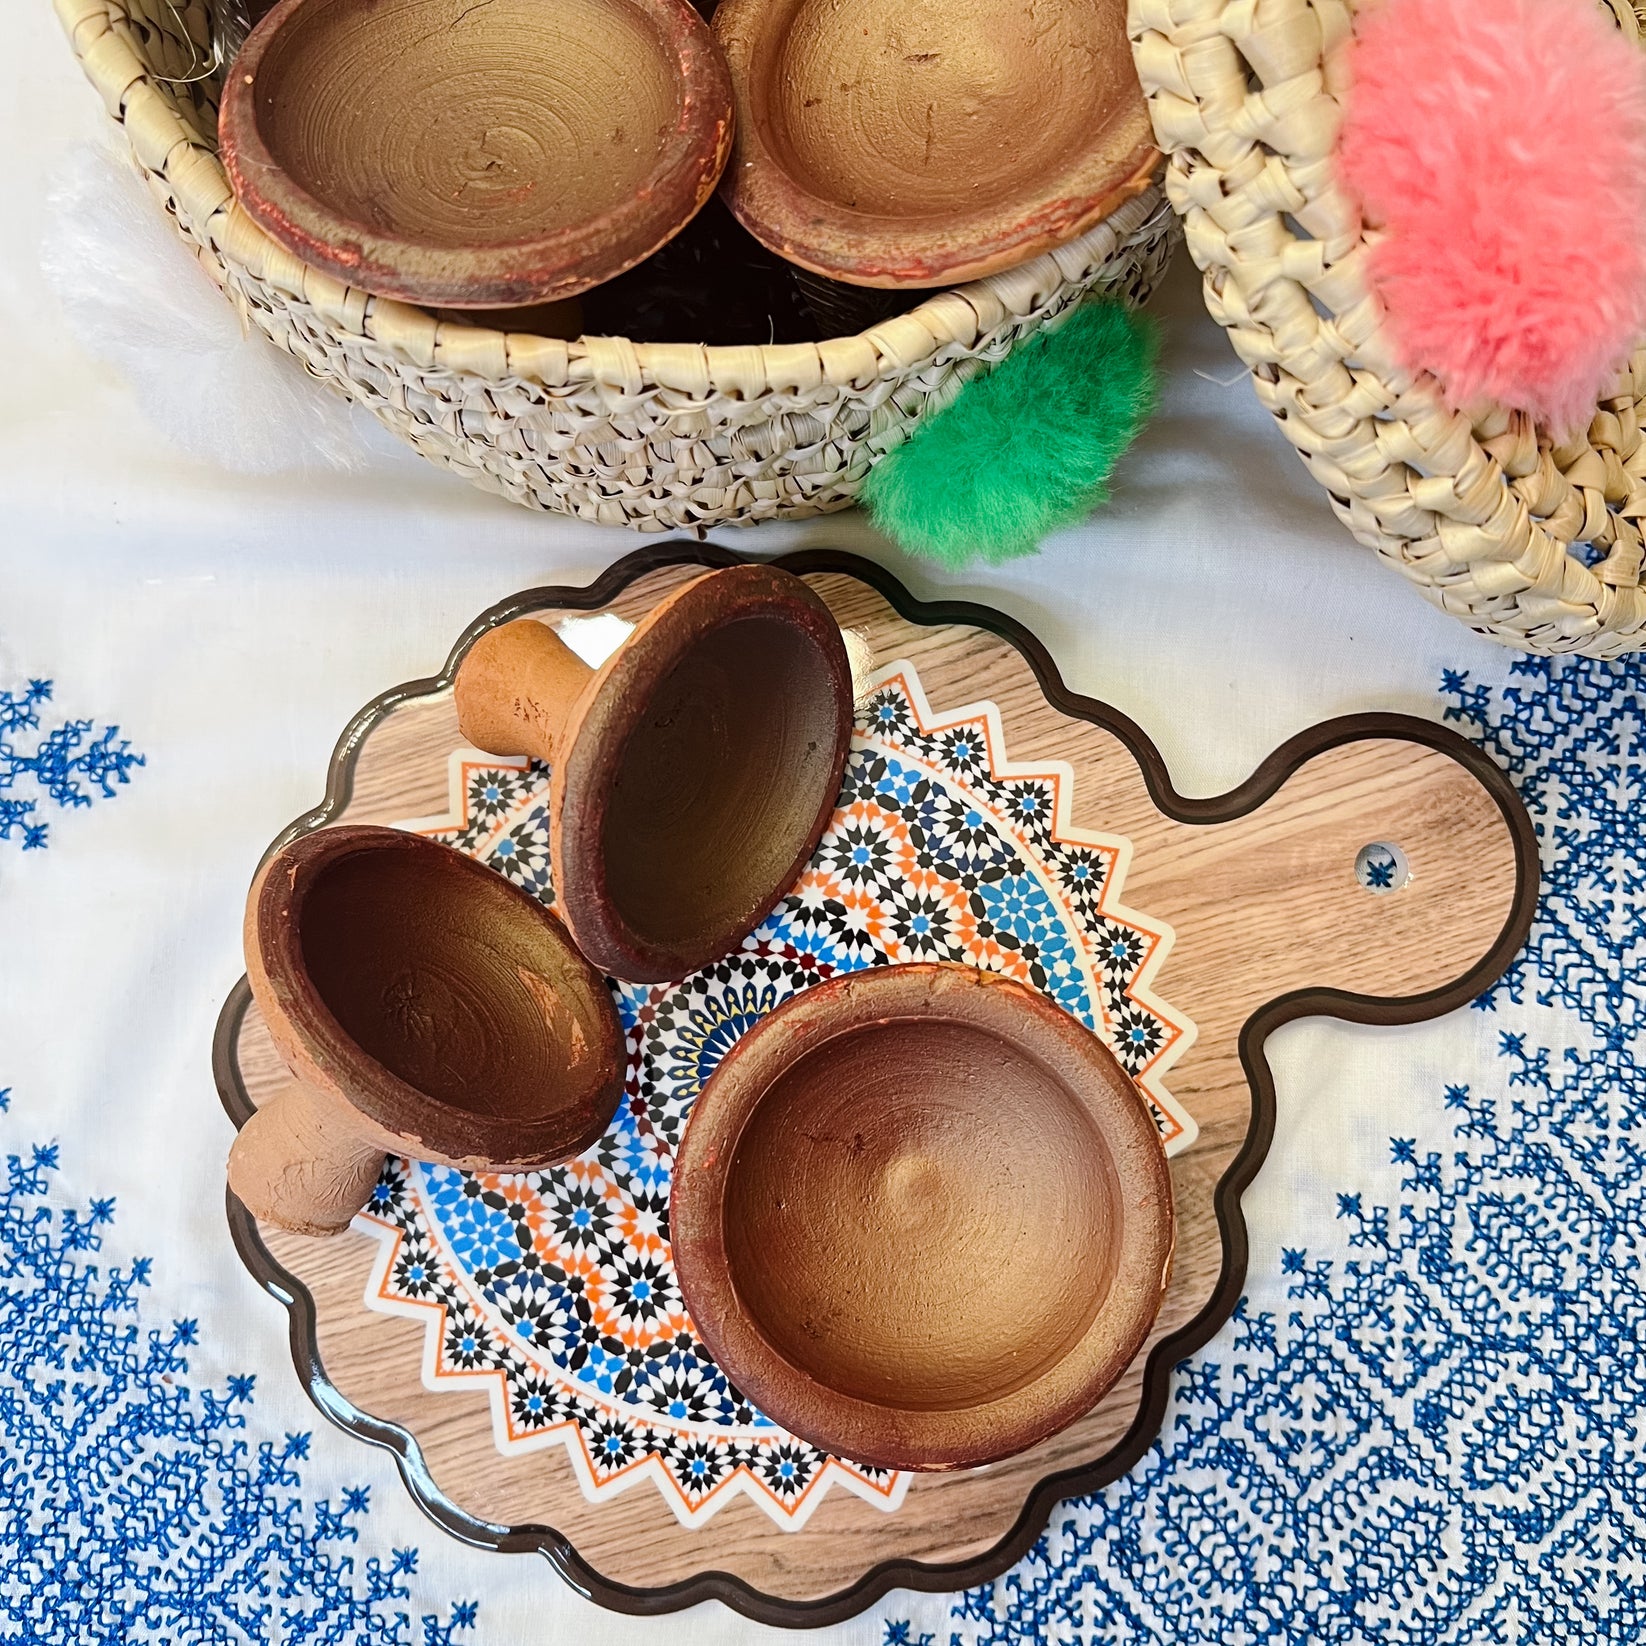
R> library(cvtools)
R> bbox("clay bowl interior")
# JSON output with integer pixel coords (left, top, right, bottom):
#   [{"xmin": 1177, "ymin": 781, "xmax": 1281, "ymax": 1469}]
[
  {"xmin": 219, "ymin": 0, "xmax": 734, "ymax": 307},
  {"xmin": 712, "ymin": 0, "xmax": 1160, "ymax": 287},
  {"xmin": 258, "ymin": 825, "xmax": 623, "ymax": 1165},
  {"xmin": 555, "ymin": 567, "xmax": 853, "ymax": 982},
  {"xmin": 670, "ymin": 963, "xmax": 1175, "ymax": 1470}
]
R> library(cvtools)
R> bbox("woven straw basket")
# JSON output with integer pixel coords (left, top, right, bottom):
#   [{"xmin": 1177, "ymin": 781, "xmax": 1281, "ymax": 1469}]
[
  {"xmin": 1129, "ymin": 0, "xmax": 1646, "ymax": 656},
  {"xmin": 54, "ymin": 0, "xmax": 1176, "ymax": 531}
]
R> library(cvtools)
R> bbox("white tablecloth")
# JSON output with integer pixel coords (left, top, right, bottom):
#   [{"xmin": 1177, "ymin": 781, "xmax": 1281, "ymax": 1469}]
[{"xmin": 3, "ymin": 8, "xmax": 1638, "ymax": 1640}]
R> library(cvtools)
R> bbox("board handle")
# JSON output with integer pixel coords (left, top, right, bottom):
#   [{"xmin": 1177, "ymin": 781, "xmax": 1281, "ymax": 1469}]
[{"xmin": 1136, "ymin": 728, "xmax": 1533, "ymax": 1013}]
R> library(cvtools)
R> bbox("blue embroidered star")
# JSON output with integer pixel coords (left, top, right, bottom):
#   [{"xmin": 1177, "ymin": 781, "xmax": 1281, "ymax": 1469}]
[{"xmin": 0, "ymin": 678, "xmax": 144, "ymax": 851}]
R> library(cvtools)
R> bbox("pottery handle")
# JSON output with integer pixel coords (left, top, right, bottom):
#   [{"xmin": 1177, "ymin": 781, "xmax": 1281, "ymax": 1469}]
[
  {"xmin": 227, "ymin": 1081, "xmax": 386, "ymax": 1236},
  {"xmin": 454, "ymin": 619, "xmax": 595, "ymax": 766}
]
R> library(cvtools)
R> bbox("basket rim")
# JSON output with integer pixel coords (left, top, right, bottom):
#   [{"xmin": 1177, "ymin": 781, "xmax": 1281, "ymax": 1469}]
[{"xmin": 55, "ymin": 0, "xmax": 1166, "ymax": 398}]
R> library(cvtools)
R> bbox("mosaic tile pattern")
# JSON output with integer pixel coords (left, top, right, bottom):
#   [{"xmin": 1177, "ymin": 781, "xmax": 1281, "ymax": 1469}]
[{"xmin": 359, "ymin": 663, "xmax": 1194, "ymax": 1527}]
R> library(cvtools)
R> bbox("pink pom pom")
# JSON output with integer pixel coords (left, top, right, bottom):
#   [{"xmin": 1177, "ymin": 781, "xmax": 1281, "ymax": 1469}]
[{"xmin": 1336, "ymin": 0, "xmax": 1646, "ymax": 435}]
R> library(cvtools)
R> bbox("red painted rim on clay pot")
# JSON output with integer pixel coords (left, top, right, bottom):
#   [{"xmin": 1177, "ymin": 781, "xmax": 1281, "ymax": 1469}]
[
  {"xmin": 219, "ymin": 0, "xmax": 735, "ymax": 307},
  {"xmin": 454, "ymin": 564, "xmax": 854, "ymax": 984},
  {"xmin": 670, "ymin": 962, "xmax": 1175, "ymax": 1471},
  {"xmin": 711, "ymin": 0, "xmax": 1159, "ymax": 288}
]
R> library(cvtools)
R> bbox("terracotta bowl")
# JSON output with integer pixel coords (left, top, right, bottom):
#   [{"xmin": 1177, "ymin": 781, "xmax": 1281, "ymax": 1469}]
[
  {"xmin": 711, "ymin": 0, "xmax": 1159, "ymax": 288},
  {"xmin": 227, "ymin": 825, "xmax": 625, "ymax": 1235},
  {"xmin": 218, "ymin": 0, "xmax": 735, "ymax": 307},
  {"xmin": 454, "ymin": 564, "xmax": 853, "ymax": 984},
  {"xmin": 670, "ymin": 963, "xmax": 1174, "ymax": 1471}
]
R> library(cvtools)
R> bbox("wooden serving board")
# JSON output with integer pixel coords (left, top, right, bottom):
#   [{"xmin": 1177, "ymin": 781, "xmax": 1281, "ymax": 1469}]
[{"xmin": 216, "ymin": 546, "xmax": 1536, "ymax": 1626}]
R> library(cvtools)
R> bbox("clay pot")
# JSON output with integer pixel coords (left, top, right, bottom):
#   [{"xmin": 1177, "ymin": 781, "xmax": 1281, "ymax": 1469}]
[
  {"xmin": 670, "ymin": 963, "xmax": 1174, "ymax": 1471},
  {"xmin": 712, "ymin": 0, "xmax": 1159, "ymax": 288},
  {"xmin": 218, "ymin": 0, "xmax": 735, "ymax": 307},
  {"xmin": 453, "ymin": 564, "xmax": 852, "ymax": 983},
  {"xmin": 227, "ymin": 825, "xmax": 624, "ymax": 1236}
]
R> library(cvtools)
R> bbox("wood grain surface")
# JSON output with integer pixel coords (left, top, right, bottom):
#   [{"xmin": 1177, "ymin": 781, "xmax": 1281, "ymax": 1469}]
[{"xmin": 217, "ymin": 547, "xmax": 1536, "ymax": 1624}]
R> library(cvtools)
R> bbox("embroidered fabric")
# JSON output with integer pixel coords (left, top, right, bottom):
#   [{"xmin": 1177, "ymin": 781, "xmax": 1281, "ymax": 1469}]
[{"xmin": 3, "ymin": 654, "xmax": 1636, "ymax": 1641}]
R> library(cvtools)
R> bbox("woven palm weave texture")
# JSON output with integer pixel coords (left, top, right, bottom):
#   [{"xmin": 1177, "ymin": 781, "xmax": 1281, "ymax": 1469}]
[
  {"xmin": 52, "ymin": 0, "xmax": 1176, "ymax": 531},
  {"xmin": 1128, "ymin": 0, "xmax": 1646, "ymax": 656}
]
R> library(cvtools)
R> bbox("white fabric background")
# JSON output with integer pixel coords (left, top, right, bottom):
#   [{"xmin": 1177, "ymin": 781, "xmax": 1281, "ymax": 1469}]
[{"xmin": 0, "ymin": 7, "xmax": 1553, "ymax": 1641}]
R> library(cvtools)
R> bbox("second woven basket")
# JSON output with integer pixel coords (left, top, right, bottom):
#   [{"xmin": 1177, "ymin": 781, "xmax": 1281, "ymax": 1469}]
[
  {"xmin": 54, "ymin": 0, "xmax": 1176, "ymax": 531},
  {"xmin": 1129, "ymin": 0, "xmax": 1646, "ymax": 656}
]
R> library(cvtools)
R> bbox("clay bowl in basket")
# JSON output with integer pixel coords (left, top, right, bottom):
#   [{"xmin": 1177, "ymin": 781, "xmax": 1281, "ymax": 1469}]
[
  {"xmin": 712, "ymin": 0, "xmax": 1159, "ymax": 288},
  {"xmin": 670, "ymin": 962, "xmax": 1175, "ymax": 1471},
  {"xmin": 454, "ymin": 563, "xmax": 853, "ymax": 984},
  {"xmin": 227, "ymin": 825, "xmax": 625, "ymax": 1235},
  {"xmin": 218, "ymin": 0, "xmax": 735, "ymax": 307}
]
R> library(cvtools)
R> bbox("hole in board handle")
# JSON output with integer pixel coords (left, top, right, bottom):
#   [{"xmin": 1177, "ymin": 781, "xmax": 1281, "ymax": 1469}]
[{"xmin": 1354, "ymin": 841, "xmax": 1410, "ymax": 894}]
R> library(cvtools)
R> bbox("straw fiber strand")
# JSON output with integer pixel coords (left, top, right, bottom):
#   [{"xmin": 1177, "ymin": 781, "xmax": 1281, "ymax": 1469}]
[
  {"xmin": 54, "ymin": 0, "xmax": 1175, "ymax": 530},
  {"xmin": 1129, "ymin": 0, "xmax": 1646, "ymax": 655}
]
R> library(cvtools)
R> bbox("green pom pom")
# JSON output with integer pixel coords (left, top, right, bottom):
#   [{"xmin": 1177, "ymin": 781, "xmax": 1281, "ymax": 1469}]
[{"xmin": 862, "ymin": 298, "xmax": 1159, "ymax": 567}]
